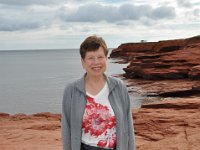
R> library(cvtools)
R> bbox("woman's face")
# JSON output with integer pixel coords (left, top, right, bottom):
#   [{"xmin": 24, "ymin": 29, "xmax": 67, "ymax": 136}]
[{"xmin": 81, "ymin": 46, "xmax": 107, "ymax": 78}]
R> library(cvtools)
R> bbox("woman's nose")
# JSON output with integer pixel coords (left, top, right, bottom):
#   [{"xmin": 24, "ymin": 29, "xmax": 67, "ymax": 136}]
[{"xmin": 93, "ymin": 58, "xmax": 100, "ymax": 64}]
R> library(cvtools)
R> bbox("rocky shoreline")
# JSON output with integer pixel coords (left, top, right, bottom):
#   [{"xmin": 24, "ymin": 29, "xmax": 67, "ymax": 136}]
[
  {"xmin": 110, "ymin": 35, "xmax": 200, "ymax": 98},
  {"xmin": 1, "ymin": 97, "xmax": 200, "ymax": 150},
  {"xmin": 1, "ymin": 35, "xmax": 200, "ymax": 150},
  {"xmin": 0, "ymin": 112, "xmax": 62, "ymax": 150},
  {"xmin": 112, "ymin": 35, "xmax": 200, "ymax": 149},
  {"xmin": 134, "ymin": 97, "xmax": 200, "ymax": 150}
]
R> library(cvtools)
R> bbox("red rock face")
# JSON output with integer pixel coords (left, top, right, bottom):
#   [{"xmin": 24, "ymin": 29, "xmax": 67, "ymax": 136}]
[
  {"xmin": 0, "ymin": 112, "xmax": 62, "ymax": 150},
  {"xmin": 1, "ymin": 98, "xmax": 200, "ymax": 150},
  {"xmin": 110, "ymin": 35, "xmax": 200, "ymax": 97},
  {"xmin": 110, "ymin": 36, "xmax": 200, "ymax": 80},
  {"xmin": 110, "ymin": 35, "xmax": 200, "ymax": 149},
  {"xmin": 133, "ymin": 98, "xmax": 200, "ymax": 150}
]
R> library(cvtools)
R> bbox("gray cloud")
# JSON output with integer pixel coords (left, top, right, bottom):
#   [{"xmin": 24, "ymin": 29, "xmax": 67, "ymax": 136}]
[
  {"xmin": 58, "ymin": 3, "xmax": 111, "ymax": 22},
  {"xmin": 0, "ymin": 2, "xmax": 176, "ymax": 32},
  {"xmin": 0, "ymin": 16, "xmax": 43, "ymax": 31},
  {"xmin": 151, "ymin": 6, "xmax": 175, "ymax": 19},
  {"xmin": 177, "ymin": 0, "xmax": 193, "ymax": 8},
  {"xmin": 0, "ymin": 0, "xmax": 65, "ymax": 6},
  {"xmin": 0, "ymin": 3, "xmax": 55, "ymax": 31},
  {"xmin": 57, "ymin": 3, "xmax": 176, "ymax": 23},
  {"xmin": 193, "ymin": 8, "xmax": 200, "ymax": 17},
  {"xmin": 118, "ymin": 4, "xmax": 152, "ymax": 20}
]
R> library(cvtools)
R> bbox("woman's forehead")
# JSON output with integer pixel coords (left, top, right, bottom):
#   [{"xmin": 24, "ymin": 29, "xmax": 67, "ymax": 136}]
[{"xmin": 85, "ymin": 47, "xmax": 105, "ymax": 56}]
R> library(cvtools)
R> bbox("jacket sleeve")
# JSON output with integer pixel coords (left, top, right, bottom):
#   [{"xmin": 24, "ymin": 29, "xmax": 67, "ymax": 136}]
[
  {"xmin": 61, "ymin": 86, "xmax": 72, "ymax": 150},
  {"xmin": 124, "ymin": 86, "xmax": 136, "ymax": 150}
]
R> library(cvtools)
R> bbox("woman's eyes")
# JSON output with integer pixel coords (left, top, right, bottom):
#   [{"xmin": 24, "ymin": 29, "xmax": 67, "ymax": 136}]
[
  {"xmin": 88, "ymin": 57, "xmax": 93, "ymax": 60},
  {"xmin": 98, "ymin": 56, "xmax": 104, "ymax": 59},
  {"xmin": 87, "ymin": 56, "xmax": 105, "ymax": 60}
]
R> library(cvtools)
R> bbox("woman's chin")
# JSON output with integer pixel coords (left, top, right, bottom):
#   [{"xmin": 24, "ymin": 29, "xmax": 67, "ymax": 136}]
[{"xmin": 89, "ymin": 71, "xmax": 104, "ymax": 77}]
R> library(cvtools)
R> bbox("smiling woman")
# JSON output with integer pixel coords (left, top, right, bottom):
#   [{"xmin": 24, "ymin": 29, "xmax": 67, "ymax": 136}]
[
  {"xmin": 61, "ymin": 35, "xmax": 136, "ymax": 150},
  {"xmin": 81, "ymin": 38, "xmax": 107, "ymax": 81}
]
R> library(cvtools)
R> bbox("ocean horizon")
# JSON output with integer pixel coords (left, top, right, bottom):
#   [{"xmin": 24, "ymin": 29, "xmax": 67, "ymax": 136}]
[{"xmin": 0, "ymin": 49, "xmax": 142, "ymax": 114}]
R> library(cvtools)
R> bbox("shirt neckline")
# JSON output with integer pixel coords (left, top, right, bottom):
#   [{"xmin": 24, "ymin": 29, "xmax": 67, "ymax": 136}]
[{"xmin": 86, "ymin": 82, "xmax": 108, "ymax": 98}]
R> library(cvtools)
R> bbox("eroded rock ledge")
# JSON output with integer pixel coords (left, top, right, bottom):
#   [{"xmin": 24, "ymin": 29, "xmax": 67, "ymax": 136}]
[
  {"xmin": 0, "ymin": 112, "xmax": 62, "ymax": 150},
  {"xmin": 1, "ymin": 98, "xmax": 200, "ymax": 150},
  {"xmin": 133, "ymin": 98, "xmax": 200, "ymax": 150},
  {"xmin": 110, "ymin": 35, "xmax": 200, "ymax": 97}
]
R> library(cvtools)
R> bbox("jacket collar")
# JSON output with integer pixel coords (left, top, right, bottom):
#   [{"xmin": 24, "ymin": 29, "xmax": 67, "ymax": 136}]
[{"xmin": 75, "ymin": 73, "xmax": 117, "ymax": 94}]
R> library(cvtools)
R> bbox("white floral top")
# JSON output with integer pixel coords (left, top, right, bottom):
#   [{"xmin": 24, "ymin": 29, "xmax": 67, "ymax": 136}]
[{"xmin": 81, "ymin": 82, "xmax": 116, "ymax": 149}]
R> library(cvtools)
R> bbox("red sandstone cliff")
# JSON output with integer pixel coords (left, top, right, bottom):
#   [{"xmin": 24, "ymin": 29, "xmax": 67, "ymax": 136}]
[
  {"xmin": 109, "ymin": 35, "xmax": 200, "ymax": 149},
  {"xmin": 110, "ymin": 35, "xmax": 200, "ymax": 80},
  {"xmin": 110, "ymin": 35, "xmax": 200, "ymax": 97}
]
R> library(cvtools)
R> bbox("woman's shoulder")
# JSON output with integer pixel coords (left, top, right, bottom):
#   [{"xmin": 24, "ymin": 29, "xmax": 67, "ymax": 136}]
[
  {"xmin": 64, "ymin": 78, "xmax": 79, "ymax": 90},
  {"xmin": 63, "ymin": 76, "xmax": 84, "ymax": 93},
  {"xmin": 106, "ymin": 75, "xmax": 126, "ymax": 88}
]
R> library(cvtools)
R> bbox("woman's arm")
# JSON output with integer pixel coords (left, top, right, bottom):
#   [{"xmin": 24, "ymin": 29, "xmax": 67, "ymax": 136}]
[
  {"xmin": 61, "ymin": 86, "xmax": 72, "ymax": 150},
  {"xmin": 123, "ymin": 85, "xmax": 136, "ymax": 150},
  {"xmin": 127, "ymin": 93, "xmax": 136, "ymax": 150}
]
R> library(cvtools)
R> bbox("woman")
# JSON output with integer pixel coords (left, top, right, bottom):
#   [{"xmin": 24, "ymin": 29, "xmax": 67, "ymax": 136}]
[{"xmin": 62, "ymin": 35, "xmax": 135, "ymax": 150}]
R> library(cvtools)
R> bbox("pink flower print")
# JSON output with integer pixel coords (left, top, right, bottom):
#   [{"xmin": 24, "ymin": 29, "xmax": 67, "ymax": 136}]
[
  {"xmin": 82, "ymin": 95, "xmax": 116, "ymax": 137},
  {"xmin": 108, "ymin": 133, "xmax": 117, "ymax": 148},
  {"xmin": 97, "ymin": 140, "xmax": 107, "ymax": 147},
  {"xmin": 97, "ymin": 133, "xmax": 117, "ymax": 148}
]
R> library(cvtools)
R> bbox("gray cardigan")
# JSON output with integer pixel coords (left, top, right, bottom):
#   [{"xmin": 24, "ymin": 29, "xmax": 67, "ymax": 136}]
[{"xmin": 61, "ymin": 74, "xmax": 135, "ymax": 150}]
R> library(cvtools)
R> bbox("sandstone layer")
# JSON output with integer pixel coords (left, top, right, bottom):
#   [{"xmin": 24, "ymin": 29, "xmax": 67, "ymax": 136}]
[
  {"xmin": 110, "ymin": 35, "xmax": 200, "ymax": 97},
  {"xmin": 0, "ymin": 112, "xmax": 62, "ymax": 150},
  {"xmin": 1, "ymin": 97, "xmax": 200, "ymax": 150},
  {"xmin": 134, "ymin": 97, "xmax": 200, "ymax": 150},
  {"xmin": 110, "ymin": 35, "xmax": 200, "ymax": 149}
]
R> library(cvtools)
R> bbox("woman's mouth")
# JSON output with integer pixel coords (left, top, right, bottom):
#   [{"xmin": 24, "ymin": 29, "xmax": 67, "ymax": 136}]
[{"xmin": 92, "ymin": 67, "xmax": 101, "ymax": 71}]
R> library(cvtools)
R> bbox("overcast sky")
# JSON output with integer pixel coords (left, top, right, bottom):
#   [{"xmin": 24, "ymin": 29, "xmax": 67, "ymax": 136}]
[{"xmin": 0, "ymin": 0, "xmax": 199, "ymax": 50}]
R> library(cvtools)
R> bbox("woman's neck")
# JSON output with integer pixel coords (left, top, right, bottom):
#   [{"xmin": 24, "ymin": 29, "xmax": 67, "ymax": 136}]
[
  {"xmin": 85, "ymin": 74, "xmax": 106, "ymax": 95},
  {"xmin": 85, "ymin": 74, "xmax": 105, "ymax": 84}
]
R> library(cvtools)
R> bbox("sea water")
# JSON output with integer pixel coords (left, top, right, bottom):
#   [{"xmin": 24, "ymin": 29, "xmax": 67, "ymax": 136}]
[{"xmin": 0, "ymin": 49, "xmax": 142, "ymax": 114}]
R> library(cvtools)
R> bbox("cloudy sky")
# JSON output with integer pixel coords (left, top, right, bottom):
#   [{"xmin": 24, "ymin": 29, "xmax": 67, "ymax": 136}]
[{"xmin": 0, "ymin": 0, "xmax": 199, "ymax": 50}]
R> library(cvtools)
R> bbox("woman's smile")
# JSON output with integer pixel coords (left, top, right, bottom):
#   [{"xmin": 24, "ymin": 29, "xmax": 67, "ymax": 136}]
[{"xmin": 92, "ymin": 66, "xmax": 102, "ymax": 71}]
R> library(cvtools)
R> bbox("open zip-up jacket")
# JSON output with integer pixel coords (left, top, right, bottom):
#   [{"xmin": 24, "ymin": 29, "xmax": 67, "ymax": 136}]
[{"xmin": 61, "ymin": 74, "xmax": 135, "ymax": 150}]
